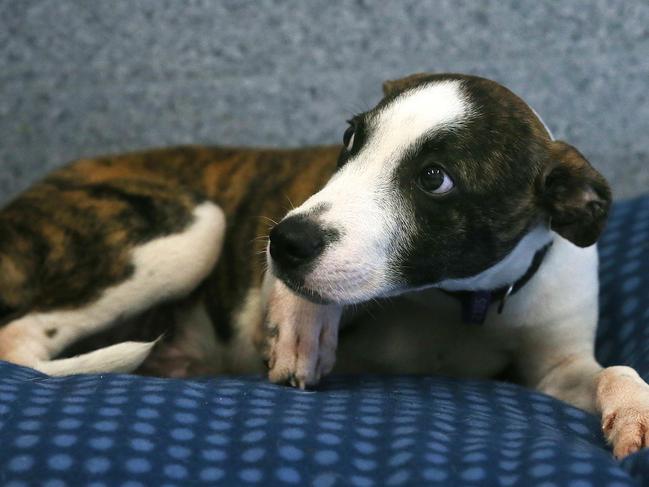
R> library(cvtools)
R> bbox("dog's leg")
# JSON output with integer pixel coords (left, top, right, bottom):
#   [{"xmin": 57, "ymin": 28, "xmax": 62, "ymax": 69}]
[
  {"xmin": 263, "ymin": 277, "xmax": 342, "ymax": 389},
  {"xmin": 519, "ymin": 335, "xmax": 649, "ymax": 458},
  {"xmin": 0, "ymin": 202, "xmax": 225, "ymax": 375}
]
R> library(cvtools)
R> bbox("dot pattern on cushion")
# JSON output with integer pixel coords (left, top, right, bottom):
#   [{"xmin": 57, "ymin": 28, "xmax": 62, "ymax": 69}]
[
  {"xmin": 597, "ymin": 196, "xmax": 649, "ymax": 377},
  {"xmin": 0, "ymin": 196, "xmax": 647, "ymax": 486},
  {"xmin": 0, "ymin": 365, "xmax": 636, "ymax": 486}
]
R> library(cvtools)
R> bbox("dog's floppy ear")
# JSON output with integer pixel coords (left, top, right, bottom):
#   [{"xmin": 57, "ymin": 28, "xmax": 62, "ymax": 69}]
[
  {"xmin": 539, "ymin": 141, "xmax": 611, "ymax": 247},
  {"xmin": 382, "ymin": 73, "xmax": 431, "ymax": 97}
]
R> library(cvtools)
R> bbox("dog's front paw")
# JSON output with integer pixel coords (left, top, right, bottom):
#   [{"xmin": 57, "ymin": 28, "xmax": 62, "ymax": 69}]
[
  {"xmin": 266, "ymin": 313, "xmax": 338, "ymax": 389},
  {"xmin": 603, "ymin": 407, "xmax": 649, "ymax": 458},
  {"xmin": 263, "ymin": 281, "xmax": 341, "ymax": 389},
  {"xmin": 598, "ymin": 366, "xmax": 649, "ymax": 458}
]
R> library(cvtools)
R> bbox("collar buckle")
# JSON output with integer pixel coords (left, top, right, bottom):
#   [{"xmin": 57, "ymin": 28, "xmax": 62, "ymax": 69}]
[{"xmin": 497, "ymin": 284, "xmax": 514, "ymax": 314}]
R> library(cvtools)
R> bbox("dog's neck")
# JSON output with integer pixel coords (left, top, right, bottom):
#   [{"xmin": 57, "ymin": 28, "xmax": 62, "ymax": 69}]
[
  {"xmin": 440, "ymin": 241, "xmax": 553, "ymax": 325},
  {"xmin": 435, "ymin": 225, "xmax": 554, "ymax": 293},
  {"xmin": 401, "ymin": 225, "xmax": 555, "ymax": 325}
]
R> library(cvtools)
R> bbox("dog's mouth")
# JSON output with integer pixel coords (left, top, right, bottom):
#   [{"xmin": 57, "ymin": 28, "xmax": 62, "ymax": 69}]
[
  {"xmin": 272, "ymin": 263, "xmax": 402, "ymax": 306},
  {"xmin": 276, "ymin": 273, "xmax": 334, "ymax": 305}
]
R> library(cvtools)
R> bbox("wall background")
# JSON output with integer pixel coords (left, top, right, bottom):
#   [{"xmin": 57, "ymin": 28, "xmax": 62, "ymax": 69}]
[{"xmin": 1, "ymin": 0, "xmax": 648, "ymax": 202}]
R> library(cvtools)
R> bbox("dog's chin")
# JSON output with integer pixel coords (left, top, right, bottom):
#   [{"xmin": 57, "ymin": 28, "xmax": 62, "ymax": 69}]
[
  {"xmin": 277, "ymin": 274, "xmax": 401, "ymax": 306},
  {"xmin": 272, "ymin": 272, "xmax": 334, "ymax": 305},
  {"xmin": 286, "ymin": 281, "xmax": 335, "ymax": 305},
  {"xmin": 274, "ymin": 272, "xmax": 382, "ymax": 305}
]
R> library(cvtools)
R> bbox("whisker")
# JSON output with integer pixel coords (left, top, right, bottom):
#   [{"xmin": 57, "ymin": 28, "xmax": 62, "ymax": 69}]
[
  {"xmin": 256, "ymin": 215, "xmax": 279, "ymax": 226},
  {"xmin": 284, "ymin": 193, "xmax": 296, "ymax": 211}
]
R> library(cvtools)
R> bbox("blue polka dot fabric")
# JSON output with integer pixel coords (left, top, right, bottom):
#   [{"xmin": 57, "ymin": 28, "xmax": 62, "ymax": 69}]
[{"xmin": 0, "ymin": 196, "xmax": 648, "ymax": 487}]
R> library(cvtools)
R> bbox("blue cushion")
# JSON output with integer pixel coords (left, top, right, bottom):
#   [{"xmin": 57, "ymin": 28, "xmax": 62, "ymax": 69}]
[
  {"xmin": 0, "ymin": 196, "xmax": 647, "ymax": 487},
  {"xmin": 597, "ymin": 196, "xmax": 649, "ymax": 377}
]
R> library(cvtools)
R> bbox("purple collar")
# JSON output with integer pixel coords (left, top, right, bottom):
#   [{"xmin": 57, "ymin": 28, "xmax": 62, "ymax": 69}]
[{"xmin": 442, "ymin": 242, "xmax": 553, "ymax": 325}]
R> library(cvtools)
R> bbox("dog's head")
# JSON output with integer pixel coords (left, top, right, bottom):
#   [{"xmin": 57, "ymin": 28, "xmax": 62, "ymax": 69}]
[{"xmin": 269, "ymin": 73, "xmax": 611, "ymax": 304}]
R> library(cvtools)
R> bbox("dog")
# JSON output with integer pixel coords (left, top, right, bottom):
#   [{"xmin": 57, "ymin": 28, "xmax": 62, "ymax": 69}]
[{"xmin": 0, "ymin": 73, "xmax": 647, "ymax": 458}]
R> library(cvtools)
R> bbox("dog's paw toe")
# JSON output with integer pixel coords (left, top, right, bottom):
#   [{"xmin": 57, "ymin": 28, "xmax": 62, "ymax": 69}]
[
  {"xmin": 267, "ymin": 362, "xmax": 294, "ymax": 385},
  {"xmin": 315, "ymin": 347, "xmax": 336, "ymax": 381},
  {"xmin": 603, "ymin": 408, "xmax": 649, "ymax": 459},
  {"xmin": 266, "ymin": 332, "xmax": 316, "ymax": 388},
  {"xmin": 267, "ymin": 340, "xmax": 299, "ymax": 385},
  {"xmin": 268, "ymin": 363, "xmax": 317, "ymax": 389}
]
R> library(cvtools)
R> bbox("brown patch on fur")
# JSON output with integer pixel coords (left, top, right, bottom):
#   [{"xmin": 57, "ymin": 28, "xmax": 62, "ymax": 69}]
[
  {"xmin": 0, "ymin": 252, "xmax": 28, "ymax": 310},
  {"xmin": 1, "ymin": 144, "xmax": 339, "ymax": 368}
]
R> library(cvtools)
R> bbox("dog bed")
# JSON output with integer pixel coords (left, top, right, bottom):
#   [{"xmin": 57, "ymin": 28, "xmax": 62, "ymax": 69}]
[{"xmin": 0, "ymin": 195, "xmax": 647, "ymax": 486}]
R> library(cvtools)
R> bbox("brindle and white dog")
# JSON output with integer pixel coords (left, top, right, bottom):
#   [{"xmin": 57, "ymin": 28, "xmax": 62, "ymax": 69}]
[{"xmin": 0, "ymin": 73, "xmax": 647, "ymax": 458}]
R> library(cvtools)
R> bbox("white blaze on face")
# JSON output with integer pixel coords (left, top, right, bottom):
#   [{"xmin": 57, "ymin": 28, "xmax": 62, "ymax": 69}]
[
  {"xmin": 364, "ymin": 80, "xmax": 471, "ymax": 165},
  {"xmin": 284, "ymin": 80, "xmax": 472, "ymax": 303}
]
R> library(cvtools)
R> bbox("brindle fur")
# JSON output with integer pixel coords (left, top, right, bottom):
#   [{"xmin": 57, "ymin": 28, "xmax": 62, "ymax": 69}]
[{"xmin": 0, "ymin": 145, "xmax": 339, "ymax": 361}]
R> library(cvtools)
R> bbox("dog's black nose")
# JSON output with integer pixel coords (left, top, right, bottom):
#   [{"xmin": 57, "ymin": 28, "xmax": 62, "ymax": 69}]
[{"xmin": 269, "ymin": 216, "xmax": 326, "ymax": 268}]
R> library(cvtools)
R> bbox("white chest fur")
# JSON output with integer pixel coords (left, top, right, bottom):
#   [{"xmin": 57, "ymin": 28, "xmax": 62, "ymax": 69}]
[{"xmin": 341, "ymin": 231, "xmax": 601, "ymax": 378}]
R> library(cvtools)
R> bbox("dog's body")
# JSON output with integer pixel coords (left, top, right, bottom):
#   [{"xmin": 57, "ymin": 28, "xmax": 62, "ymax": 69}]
[
  {"xmin": 1, "ymin": 73, "xmax": 649, "ymax": 458},
  {"xmin": 0, "ymin": 145, "xmax": 339, "ymax": 376}
]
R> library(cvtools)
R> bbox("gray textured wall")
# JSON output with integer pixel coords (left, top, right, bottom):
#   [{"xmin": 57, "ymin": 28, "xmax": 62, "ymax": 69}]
[{"xmin": 1, "ymin": 0, "xmax": 648, "ymax": 203}]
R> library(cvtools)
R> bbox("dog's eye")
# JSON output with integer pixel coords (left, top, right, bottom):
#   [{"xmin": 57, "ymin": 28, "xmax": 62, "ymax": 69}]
[
  {"xmin": 343, "ymin": 122, "xmax": 356, "ymax": 151},
  {"xmin": 418, "ymin": 166, "xmax": 454, "ymax": 194}
]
